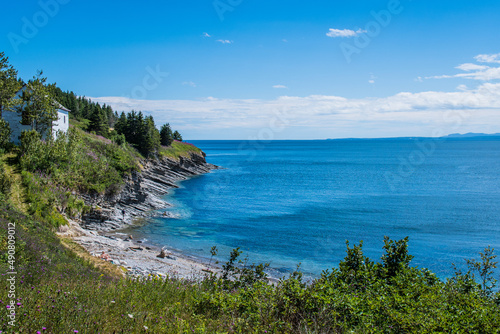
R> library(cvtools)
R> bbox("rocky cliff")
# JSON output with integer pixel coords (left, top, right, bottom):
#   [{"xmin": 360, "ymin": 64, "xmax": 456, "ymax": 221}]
[{"xmin": 80, "ymin": 152, "xmax": 217, "ymax": 232}]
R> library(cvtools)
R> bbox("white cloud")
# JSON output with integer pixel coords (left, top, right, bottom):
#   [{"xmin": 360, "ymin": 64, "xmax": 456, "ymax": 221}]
[
  {"xmin": 182, "ymin": 81, "xmax": 197, "ymax": 88},
  {"xmin": 475, "ymin": 53, "xmax": 500, "ymax": 64},
  {"xmin": 426, "ymin": 53, "xmax": 500, "ymax": 81},
  {"xmin": 202, "ymin": 32, "xmax": 211, "ymax": 38},
  {"xmin": 273, "ymin": 85, "xmax": 288, "ymax": 89},
  {"xmin": 456, "ymin": 63, "xmax": 489, "ymax": 71},
  {"xmin": 427, "ymin": 67, "xmax": 500, "ymax": 81},
  {"xmin": 216, "ymin": 39, "xmax": 233, "ymax": 44},
  {"xmin": 92, "ymin": 82, "xmax": 500, "ymax": 139},
  {"xmin": 326, "ymin": 28, "xmax": 367, "ymax": 38},
  {"xmin": 368, "ymin": 74, "xmax": 376, "ymax": 84}
]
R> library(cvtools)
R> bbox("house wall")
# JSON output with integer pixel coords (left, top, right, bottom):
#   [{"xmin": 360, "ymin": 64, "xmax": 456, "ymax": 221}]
[
  {"xmin": 1, "ymin": 86, "xmax": 70, "ymax": 145},
  {"xmin": 2, "ymin": 111, "xmax": 31, "ymax": 145},
  {"xmin": 2, "ymin": 108, "xmax": 69, "ymax": 145},
  {"xmin": 53, "ymin": 109, "xmax": 69, "ymax": 135}
]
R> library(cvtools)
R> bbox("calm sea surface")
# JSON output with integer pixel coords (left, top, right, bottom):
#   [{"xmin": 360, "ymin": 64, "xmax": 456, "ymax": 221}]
[{"xmin": 130, "ymin": 139, "xmax": 500, "ymax": 278}]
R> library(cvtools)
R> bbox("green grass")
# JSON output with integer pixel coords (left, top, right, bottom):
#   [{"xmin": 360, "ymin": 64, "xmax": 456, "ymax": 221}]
[
  {"xmin": 0, "ymin": 152, "xmax": 27, "ymax": 214},
  {"xmin": 69, "ymin": 117, "xmax": 90, "ymax": 131},
  {"xmin": 1, "ymin": 130, "xmax": 500, "ymax": 333},
  {"xmin": 1, "ymin": 196, "xmax": 499, "ymax": 333},
  {"xmin": 160, "ymin": 141, "xmax": 203, "ymax": 160}
]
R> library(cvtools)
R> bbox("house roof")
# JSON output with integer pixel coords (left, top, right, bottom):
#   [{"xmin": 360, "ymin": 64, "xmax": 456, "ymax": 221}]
[{"xmin": 15, "ymin": 85, "xmax": 71, "ymax": 113}]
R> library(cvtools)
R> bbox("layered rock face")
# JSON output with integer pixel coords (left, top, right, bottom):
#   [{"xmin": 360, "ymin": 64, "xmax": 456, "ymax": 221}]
[{"xmin": 80, "ymin": 152, "xmax": 217, "ymax": 231}]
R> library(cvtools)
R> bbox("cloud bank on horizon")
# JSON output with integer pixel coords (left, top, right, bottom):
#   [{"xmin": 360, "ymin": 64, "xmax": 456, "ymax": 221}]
[{"xmin": 92, "ymin": 53, "xmax": 500, "ymax": 140}]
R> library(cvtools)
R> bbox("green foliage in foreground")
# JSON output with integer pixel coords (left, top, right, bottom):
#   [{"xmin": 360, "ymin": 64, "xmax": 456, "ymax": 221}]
[
  {"xmin": 0, "ymin": 158, "xmax": 11, "ymax": 200},
  {"xmin": 0, "ymin": 196, "xmax": 499, "ymax": 333}
]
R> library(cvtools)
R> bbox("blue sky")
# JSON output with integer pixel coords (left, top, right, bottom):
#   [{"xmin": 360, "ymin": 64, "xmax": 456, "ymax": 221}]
[{"xmin": 1, "ymin": 0, "xmax": 500, "ymax": 139}]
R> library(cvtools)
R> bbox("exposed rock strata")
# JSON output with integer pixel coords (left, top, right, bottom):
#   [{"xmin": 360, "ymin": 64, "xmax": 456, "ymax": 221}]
[{"xmin": 80, "ymin": 152, "xmax": 217, "ymax": 231}]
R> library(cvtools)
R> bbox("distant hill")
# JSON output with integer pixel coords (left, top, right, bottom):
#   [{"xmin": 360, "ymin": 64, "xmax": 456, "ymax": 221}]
[
  {"xmin": 444, "ymin": 132, "xmax": 500, "ymax": 138},
  {"xmin": 327, "ymin": 133, "xmax": 500, "ymax": 141}
]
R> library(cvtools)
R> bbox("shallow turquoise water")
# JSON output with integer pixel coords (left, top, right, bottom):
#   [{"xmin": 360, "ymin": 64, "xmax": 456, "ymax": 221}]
[{"xmin": 131, "ymin": 139, "xmax": 500, "ymax": 278}]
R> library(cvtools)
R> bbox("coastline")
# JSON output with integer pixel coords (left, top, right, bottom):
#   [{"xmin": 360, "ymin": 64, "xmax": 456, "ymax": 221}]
[
  {"xmin": 58, "ymin": 151, "xmax": 220, "ymax": 279},
  {"xmin": 58, "ymin": 218, "xmax": 220, "ymax": 280}
]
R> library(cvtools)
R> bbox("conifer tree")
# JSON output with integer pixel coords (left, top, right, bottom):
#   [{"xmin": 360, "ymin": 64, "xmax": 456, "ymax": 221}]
[
  {"xmin": 16, "ymin": 72, "xmax": 58, "ymax": 136},
  {"xmin": 0, "ymin": 52, "xmax": 21, "ymax": 116},
  {"xmin": 88, "ymin": 106, "xmax": 108, "ymax": 136},
  {"xmin": 160, "ymin": 123, "xmax": 174, "ymax": 146},
  {"xmin": 173, "ymin": 130, "xmax": 182, "ymax": 142}
]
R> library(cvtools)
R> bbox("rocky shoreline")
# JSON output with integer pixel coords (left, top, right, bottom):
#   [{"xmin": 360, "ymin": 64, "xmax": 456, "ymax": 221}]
[
  {"xmin": 59, "ymin": 151, "xmax": 219, "ymax": 279},
  {"xmin": 80, "ymin": 152, "xmax": 217, "ymax": 232}
]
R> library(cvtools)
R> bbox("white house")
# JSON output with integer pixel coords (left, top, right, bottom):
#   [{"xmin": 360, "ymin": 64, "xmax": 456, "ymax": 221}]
[{"xmin": 1, "ymin": 87, "xmax": 70, "ymax": 145}]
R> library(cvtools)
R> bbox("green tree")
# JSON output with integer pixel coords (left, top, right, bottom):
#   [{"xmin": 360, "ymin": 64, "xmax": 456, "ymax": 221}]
[
  {"xmin": 16, "ymin": 72, "xmax": 58, "ymax": 136},
  {"xmin": 0, "ymin": 52, "xmax": 21, "ymax": 116},
  {"xmin": 0, "ymin": 118, "xmax": 12, "ymax": 149},
  {"xmin": 380, "ymin": 236, "xmax": 414, "ymax": 278},
  {"xmin": 88, "ymin": 105, "xmax": 108, "ymax": 136},
  {"xmin": 173, "ymin": 130, "xmax": 182, "ymax": 142},
  {"xmin": 466, "ymin": 246, "xmax": 498, "ymax": 297},
  {"xmin": 114, "ymin": 112, "xmax": 127, "ymax": 135},
  {"xmin": 140, "ymin": 116, "xmax": 161, "ymax": 156},
  {"xmin": 160, "ymin": 123, "xmax": 173, "ymax": 146}
]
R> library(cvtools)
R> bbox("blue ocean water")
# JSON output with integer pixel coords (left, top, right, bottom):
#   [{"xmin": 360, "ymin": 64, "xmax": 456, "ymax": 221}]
[{"xmin": 131, "ymin": 139, "xmax": 500, "ymax": 278}]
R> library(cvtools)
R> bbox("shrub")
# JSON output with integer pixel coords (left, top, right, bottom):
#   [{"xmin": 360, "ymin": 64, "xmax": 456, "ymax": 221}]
[
  {"xmin": 0, "ymin": 118, "xmax": 11, "ymax": 149},
  {"xmin": 19, "ymin": 127, "xmax": 139, "ymax": 194},
  {"xmin": 0, "ymin": 160, "xmax": 11, "ymax": 198}
]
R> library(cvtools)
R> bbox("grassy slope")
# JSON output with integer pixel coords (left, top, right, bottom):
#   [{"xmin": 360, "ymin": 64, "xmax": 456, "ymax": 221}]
[
  {"xmin": 1, "ymin": 131, "xmax": 500, "ymax": 333},
  {"xmin": 160, "ymin": 140, "xmax": 203, "ymax": 160},
  {"xmin": 0, "ymin": 153, "xmax": 27, "ymax": 214}
]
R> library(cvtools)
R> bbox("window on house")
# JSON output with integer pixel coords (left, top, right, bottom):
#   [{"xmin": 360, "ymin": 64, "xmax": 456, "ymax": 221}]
[
  {"xmin": 21, "ymin": 109, "xmax": 30, "ymax": 125},
  {"xmin": 64, "ymin": 116, "xmax": 66, "ymax": 124}
]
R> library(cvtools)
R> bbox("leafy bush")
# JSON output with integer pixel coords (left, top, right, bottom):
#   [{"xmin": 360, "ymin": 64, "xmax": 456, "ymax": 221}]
[
  {"xmin": 19, "ymin": 127, "xmax": 140, "ymax": 194},
  {"xmin": 0, "ymin": 159, "xmax": 11, "ymax": 199},
  {"xmin": 0, "ymin": 118, "xmax": 11, "ymax": 150}
]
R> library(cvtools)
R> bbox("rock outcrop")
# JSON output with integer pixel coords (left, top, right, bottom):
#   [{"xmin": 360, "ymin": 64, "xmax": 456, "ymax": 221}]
[{"xmin": 80, "ymin": 152, "xmax": 217, "ymax": 231}]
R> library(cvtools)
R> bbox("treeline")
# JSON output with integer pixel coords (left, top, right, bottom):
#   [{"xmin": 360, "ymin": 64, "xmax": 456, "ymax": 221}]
[
  {"xmin": 46, "ymin": 85, "xmax": 185, "ymax": 157},
  {"xmin": 47, "ymin": 85, "xmax": 116, "ymax": 129},
  {"xmin": 1, "ymin": 51, "xmax": 186, "ymax": 157}
]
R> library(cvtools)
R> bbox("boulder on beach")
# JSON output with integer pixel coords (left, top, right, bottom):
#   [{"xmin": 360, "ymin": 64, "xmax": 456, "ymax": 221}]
[{"xmin": 157, "ymin": 248, "xmax": 167, "ymax": 258}]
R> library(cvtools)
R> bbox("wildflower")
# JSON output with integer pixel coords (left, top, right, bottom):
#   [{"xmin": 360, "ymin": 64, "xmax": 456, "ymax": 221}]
[{"xmin": 128, "ymin": 314, "xmax": 134, "ymax": 318}]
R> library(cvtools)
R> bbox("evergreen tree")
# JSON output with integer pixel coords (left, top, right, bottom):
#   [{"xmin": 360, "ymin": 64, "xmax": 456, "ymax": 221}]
[
  {"xmin": 16, "ymin": 72, "xmax": 58, "ymax": 136},
  {"xmin": 0, "ymin": 52, "xmax": 21, "ymax": 116},
  {"xmin": 141, "ymin": 116, "xmax": 161, "ymax": 156},
  {"xmin": 173, "ymin": 130, "xmax": 182, "ymax": 142},
  {"xmin": 0, "ymin": 118, "xmax": 11, "ymax": 149},
  {"xmin": 114, "ymin": 112, "xmax": 127, "ymax": 135},
  {"xmin": 88, "ymin": 105, "xmax": 108, "ymax": 136},
  {"xmin": 160, "ymin": 123, "xmax": 173, "ymax": 146}
]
